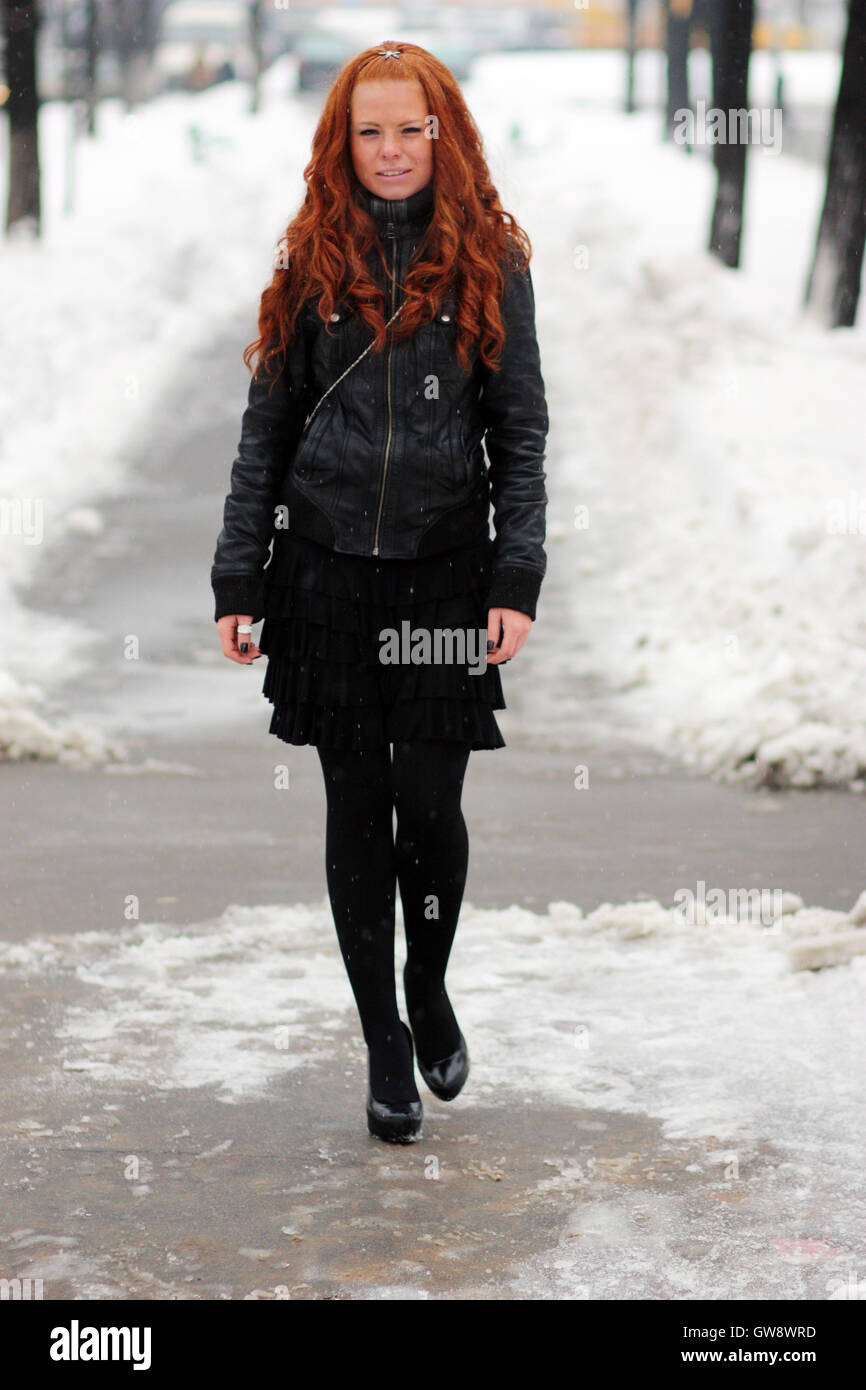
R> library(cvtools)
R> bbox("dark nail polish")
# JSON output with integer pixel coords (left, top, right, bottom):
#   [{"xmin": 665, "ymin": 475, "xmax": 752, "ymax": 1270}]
[
  {"xmin": 487, "ymin": 640, "xmax": 494, "ymax": 651},
  {"xmin": 240, "ymin": 642, "xmax": 248, "ymax": 653}
]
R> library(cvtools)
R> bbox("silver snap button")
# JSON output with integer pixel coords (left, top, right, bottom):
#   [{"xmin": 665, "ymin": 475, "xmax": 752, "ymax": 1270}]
[
  {"xmin": 329, "ymin": 312, "xmax": 341, "ymax": 321},
  {"xmin": 440, "ymin": 313, "xmax": 451, "ymax": 322}
]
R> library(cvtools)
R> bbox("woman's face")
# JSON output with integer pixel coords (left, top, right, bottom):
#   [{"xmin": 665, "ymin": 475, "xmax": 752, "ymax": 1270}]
[{"xmin": 349, "ymin": 79, "xmax": 433, "ymax": 201}]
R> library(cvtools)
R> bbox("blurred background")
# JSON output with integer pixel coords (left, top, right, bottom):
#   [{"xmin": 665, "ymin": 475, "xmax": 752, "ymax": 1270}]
[
  {"xmin": 0, "ymin": 2, "xmax": 856, "ymax": 151},
  {"xmin": 0, "ymin": 1, "xmax": 863, "ymax": 786}
]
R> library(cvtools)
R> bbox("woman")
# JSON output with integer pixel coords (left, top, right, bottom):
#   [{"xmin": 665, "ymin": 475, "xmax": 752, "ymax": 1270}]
[{"xmin": 211, "ymin": 42, "xmax": 549, "ymax": 1144}]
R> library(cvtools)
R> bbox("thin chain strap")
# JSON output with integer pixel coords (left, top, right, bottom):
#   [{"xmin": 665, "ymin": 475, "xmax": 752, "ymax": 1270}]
[{"xmin": 303, "ymin": 301, "xmax": 405, "ymax": 430}]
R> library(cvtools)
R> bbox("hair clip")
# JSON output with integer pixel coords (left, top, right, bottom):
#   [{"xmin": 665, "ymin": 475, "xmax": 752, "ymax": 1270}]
[{"xmin": 377, "ymin": 48, "xmax": 402, "ymax": 60}]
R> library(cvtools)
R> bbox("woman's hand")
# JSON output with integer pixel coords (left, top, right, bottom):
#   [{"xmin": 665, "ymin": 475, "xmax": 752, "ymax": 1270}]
[
  {"xmin": 486, "ymin": 606, "xmax": 531, "ymax": 665},
  {"xmin": 217, "ymin": 614, "xmax": 262, "ymax": 664}
]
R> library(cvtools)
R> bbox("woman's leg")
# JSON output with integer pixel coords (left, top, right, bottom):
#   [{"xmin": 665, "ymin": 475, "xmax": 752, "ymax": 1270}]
[
  {"xmin": 316, "ymin": 744, "xmax": 418, "ymax": 1103},
  {"xmin": 390, "ymin": 739, "xmax": 472, "ymax": 1064}
]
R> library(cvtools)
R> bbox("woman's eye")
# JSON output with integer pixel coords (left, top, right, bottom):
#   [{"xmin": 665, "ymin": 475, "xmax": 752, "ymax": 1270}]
[{"xmin": 359, "ymin": 127, "xmax": 422, "ymax": 136}]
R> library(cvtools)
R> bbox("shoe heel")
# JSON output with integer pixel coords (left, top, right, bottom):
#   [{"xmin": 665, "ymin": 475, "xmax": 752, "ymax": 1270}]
[
  {"xmin": 366, "ymin": 1098, "xmax": 422, "ymax": 1143},
  {"xmin": 365, "ymin": 1022, "xmax": 423, "ymax": 1143}
]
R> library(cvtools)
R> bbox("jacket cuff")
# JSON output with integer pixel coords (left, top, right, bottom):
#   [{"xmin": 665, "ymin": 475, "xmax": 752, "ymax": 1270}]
[
  {"xmin": 212, "ymin": 571, "xmax": 266, "ymax": 624},
  {"xmin": 485, "ymin": 564, "xmax": 543, "ymax": 621}
]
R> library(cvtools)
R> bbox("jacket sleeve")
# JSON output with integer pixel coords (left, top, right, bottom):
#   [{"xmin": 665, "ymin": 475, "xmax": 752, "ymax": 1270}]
[
  {"xmin": 478, "ymin": 255, "xmax": 549, "ymax": 622},
  {"xmin": 210, "ymin": 325, "xmax": 309, "ymax": 623}
]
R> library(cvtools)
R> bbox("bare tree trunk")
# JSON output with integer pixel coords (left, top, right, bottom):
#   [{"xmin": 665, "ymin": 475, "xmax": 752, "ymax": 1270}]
[
  {"xmin": 111, "ymin": 0, "xmax": 161, "ymax": 111},
  {"xmin": 3, "ymin": 0, "xmax": 42, "ymax": 238},
  {"xmin": 624, "ymin": 0, "xmax": 639, "ymax": 114},
  {"xmin": 110, "ymin": 0, "xmax": 132, "ymax": 109},
  {"xmin": 708, "ymin": 0, "xmax": 755, "ymax": 268},
  {"xmin": 249, "ymin": 0, "xmax": 263, "ymax": 115},
  {"xmin": 664, "ymin": 0, "xmax": 693, "ymax": 145},
  {"xmin": 84, "ymin": 0, "xmax": 98, "ymax": 134},
  {"xmin": 804, "ymin": 0, "xmax": 866, "ymax": 327}
]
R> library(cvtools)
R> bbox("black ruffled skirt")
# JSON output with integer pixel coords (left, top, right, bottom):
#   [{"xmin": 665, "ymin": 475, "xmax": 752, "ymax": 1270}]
[{"xmin": 258, "ymin": 531, "xmax": 506, "ymax": 751}]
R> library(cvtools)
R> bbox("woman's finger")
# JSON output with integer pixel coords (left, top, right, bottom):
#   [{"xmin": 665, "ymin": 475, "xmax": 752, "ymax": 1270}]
[
  {"xmin": 217, "ymin": 616, "xmax": 261, "ymax": 664},
  {"xmin": 233, "ymin": 633, "xmax": 261, "ymax": 663},
  {"xmin": 485, "ymin": 610, "xmax": 531, "ymax": 664}
]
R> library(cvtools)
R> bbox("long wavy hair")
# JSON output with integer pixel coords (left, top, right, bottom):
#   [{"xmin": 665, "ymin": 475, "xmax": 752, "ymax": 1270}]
[{"xmin": 245, "ymin": 41, "xmax": 532, "ymax": 388}]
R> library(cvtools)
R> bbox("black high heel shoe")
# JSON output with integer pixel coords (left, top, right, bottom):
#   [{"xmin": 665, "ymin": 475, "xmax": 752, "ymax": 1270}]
[
  {"xmin": 411, "ymin": 1027, "xmax": 470, "ymax": 1102},
  {"xmin": 366, "ymin": 1022, "xmax": 423, "ymax": 1144}
]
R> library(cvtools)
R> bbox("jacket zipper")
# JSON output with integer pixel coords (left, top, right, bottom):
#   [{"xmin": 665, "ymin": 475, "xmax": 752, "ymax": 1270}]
[{"xmin": 372, "ymin": 220, "xmax": 396, "ymax": 556}]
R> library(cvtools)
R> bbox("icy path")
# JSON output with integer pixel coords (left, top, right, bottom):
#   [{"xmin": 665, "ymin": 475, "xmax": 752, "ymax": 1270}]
[{"xmin": 2, "ymin": 891, "xmax": 865, "ymax": 1298}]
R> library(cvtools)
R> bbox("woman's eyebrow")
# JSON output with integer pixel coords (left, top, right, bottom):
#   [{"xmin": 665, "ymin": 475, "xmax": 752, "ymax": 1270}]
[{"xmin": 353, "ymin": 117, "xmax": 425, "ymax": 125}]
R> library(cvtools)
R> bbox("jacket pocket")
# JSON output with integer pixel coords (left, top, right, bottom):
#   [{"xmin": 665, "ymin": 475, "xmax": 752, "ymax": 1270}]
[
  {"xmin": 292, "ymin": 402, "xmax": 332, "ymax": 481},
  {"xmin": 457, "ymin": 410, "xmax": 473, "ymax": 486},
  {"xmin": 424, "ymin": 297, "xmax": 467, "ymax": 489},
  {"xmin": 430, "ymin": 297, "xmax": 458, "ymax": 345},
  {"xmin": 421, "ymin": 296, "xmax": 458, "ymax": 356},
  {"xmin": 320, "ymin": 300, "xmax": 358, "ymax": 367},
  {"xmin": 298, "ymin": 300, "xmax": 357, "ymax": 479}
]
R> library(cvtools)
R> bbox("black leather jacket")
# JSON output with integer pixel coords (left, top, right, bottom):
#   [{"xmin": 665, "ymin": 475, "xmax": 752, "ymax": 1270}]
[{"xmin": 211, "ymin": 178, "xmax": 549, "ymax": 623}]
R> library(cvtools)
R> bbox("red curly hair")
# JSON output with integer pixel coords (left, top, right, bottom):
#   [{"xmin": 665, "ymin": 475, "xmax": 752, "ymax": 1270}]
[{"xmin": 245, "ymin": 40, "xmax": 533, "ymax": 387}]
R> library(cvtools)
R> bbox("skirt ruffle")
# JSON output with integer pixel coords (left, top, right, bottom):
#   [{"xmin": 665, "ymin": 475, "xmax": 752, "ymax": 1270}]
[{"xmin": 258, "ymin": 531, "xmax": 506, "ymax": 751}]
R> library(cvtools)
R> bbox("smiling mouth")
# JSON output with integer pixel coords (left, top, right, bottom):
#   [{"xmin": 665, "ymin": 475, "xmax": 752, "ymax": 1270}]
[{"xmin": 378, "ymin": 169, "xmax": 410, "ymax": 177}]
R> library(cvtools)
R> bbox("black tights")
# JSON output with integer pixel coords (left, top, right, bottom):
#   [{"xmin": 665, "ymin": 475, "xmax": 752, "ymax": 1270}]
[{"xmin": 317, "ymin": 739, "xmax": 471, "ymax": 1102}]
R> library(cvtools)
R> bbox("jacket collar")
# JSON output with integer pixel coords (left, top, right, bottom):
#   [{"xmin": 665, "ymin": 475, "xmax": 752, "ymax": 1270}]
[{"xmin": 354, "ymin": 177, "xmax": 434, "ymax": 238}]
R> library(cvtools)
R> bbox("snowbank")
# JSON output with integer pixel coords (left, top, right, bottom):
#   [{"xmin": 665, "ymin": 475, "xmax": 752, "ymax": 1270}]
[
  {"xmin": 0, "ymin": 58, "xmax": 313, "ymax": 761},
  {"xmin": 2, "ymin": 50, "xmax": 863, "ymax": 787},
  {"xmin": 471, "ymin": 58, "xmax": 866, "ymax": 789}
]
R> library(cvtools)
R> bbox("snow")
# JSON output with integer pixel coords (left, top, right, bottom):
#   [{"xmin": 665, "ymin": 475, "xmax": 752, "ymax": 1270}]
[
  {"xmin": 469, "ymin": 53, "xmax": 866, "ymax": 788},
  {"xmin": 2, "ymin": 889, "xmax": 863, "ymax": 1125},
  {"xmin": 2, "ymin": 889, "xmax": 865, "ymax": 1296},
  {"xmin": 1, "ymin": 50, "xmax": 864, "ymax": 786},
  {"xmin": 0, "ymin": 58, "xmax": 315, "ymax": 761}
]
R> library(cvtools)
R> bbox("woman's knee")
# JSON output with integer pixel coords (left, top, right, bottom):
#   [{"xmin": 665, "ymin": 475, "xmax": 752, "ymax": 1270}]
[
  {"xmin": 390, "ymin": 740, "xmax": 469, "ymax": 828},
  {"xmin": 318, "ymin": 745, "xmax": 394, "ymax": 823}
]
